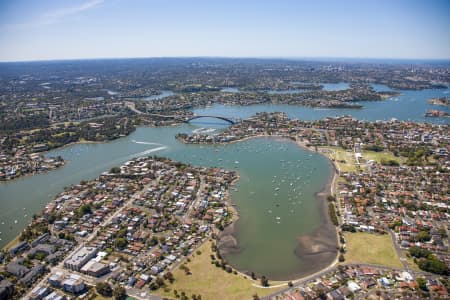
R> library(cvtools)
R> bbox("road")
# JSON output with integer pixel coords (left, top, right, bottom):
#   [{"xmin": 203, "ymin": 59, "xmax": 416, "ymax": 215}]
[
  {"xmin": 24, "ymin": 178, "xmax": 156, "ymax": 299},
  {"xmin": 389, "ymin": 230, "xmax": 411, "ymax": 271},
  {"xmin": 262, "ymin": 262, "xmax": 432, "ymax": 300}
]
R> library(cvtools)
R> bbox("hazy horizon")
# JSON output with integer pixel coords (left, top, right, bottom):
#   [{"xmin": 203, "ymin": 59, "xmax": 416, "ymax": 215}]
[
  {"xmin": 2, "ymin": 55, "xmax": 450, "ymax": 64},
  {"xmin": 1, "ymin": 0, "xmax": 449, "ymax": 62}
]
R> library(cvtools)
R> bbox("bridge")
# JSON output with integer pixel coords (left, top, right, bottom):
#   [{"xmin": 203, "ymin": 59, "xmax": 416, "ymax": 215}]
[
  {"xmin": 147, "ymin": 113, "xmax": 237, "ymax": 124},
  {"xmin": 186, "ymin": 115, "xmax": 236, "ymax": 124}
]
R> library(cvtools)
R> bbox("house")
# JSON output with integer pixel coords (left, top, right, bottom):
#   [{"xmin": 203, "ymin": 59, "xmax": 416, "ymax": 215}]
[
  {"xmin": 64, "ymin": 246, "xmax": 97, "ymax": 271},
  {"xmin": 29, "ymin": 286, "xmax": 51, "ymax": 300},
  {"xmin": 62, "ymin": 275, "xmax": 85, "ymax": 294},
  {"xmin": 46, "ymin": 251, "xmax": 65, "ymax": 265},
  {"xmin": 43, "ymin": 291, "xmax": 66, "ymax": 300},
  {"xmin": 327, "ymin": 290, "xmax": 345, "ymax": 300},
  {"xmin": 0, "ymin": 279, "xmax": 14, "ymax": 300},
  {"xmin": 19, "ymin": 265, "xmax": 45, "ymax": 286},
  {"xmin": 283, "ymin": 291, "xmax": 305, "ymax": 300},
  {"xmin": 31, "ymin": 233, "xmax": 51, "ymax": 247},
  {"xmin": 347, "ymin": 281, "xmax": 361, "ymax": 293},
  {"xmin": 32, "ymin": 144, "xmax": 49, "ymax": 152},
  {"xmin": 362, "ymin": 278, "xmax": 377, "ymax": 289},
  {"xmin": 80, "ymin": 260, "xmax": 110, "ymax": 277},
  {"xmin": 8, "ymin": 241, "xmax": 30, "ymax": 256},
  {"xmin": 48, "ymin": 272, "xmax": 64, "ymax": 287},
  {"xmin": 379, "ymin": 277, "xmax": 392, "ymax": 288},
  {"xmin": 6, "ymin": 260, "xmax": 29, "ymax": 278},
  {"xmin": 29, "ymin": 244, "xmax": 55, "ymax": 257}
]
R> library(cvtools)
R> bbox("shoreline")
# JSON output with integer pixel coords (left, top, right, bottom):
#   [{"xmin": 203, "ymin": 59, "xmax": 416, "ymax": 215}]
[
  {"xmin": 2, "ymin": 132, "xmax": 340, "ymax": 283},
  {"xmin": 217, "ymin": 135, "xmax": 339, "ymax": 281},
  {"xmin": 0, "ymin": 162, "xmax": 66, "ymax": 183},
  {"xmin": 0, "ymin": 140, "xmax": 103, "ymax": 184}
]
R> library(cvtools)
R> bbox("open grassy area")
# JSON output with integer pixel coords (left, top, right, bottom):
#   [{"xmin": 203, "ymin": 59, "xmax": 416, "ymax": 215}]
[
  {"xmin": 344, "ymin": 232, "xmax": 403, "ymax": 268},
  {"xmin": 155, "ymin": 241, "xmax": 285, "ymax": 300},
  {"xmin": 362, "ymin": 150, "xmax": 404, "ymax": 164},
  {"xmin": 2, "ymin": 234, "xmax": 21, "ymax": 251},
  {"xmin": 404, "ymin": 251, "xmax": 423, "ymax": 272},
  {"xmin": 320, "ymin": 146, "xmax": 358, "ymax": 173}
]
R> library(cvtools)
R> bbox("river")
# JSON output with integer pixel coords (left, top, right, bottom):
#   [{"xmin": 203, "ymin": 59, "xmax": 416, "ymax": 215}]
[{"xmin": 0, "ymin": 84, "xmax": 448, "ymax": 279}]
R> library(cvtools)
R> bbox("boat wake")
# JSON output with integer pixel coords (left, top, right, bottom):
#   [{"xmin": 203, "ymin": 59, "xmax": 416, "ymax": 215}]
[
  {"xmin": 192, "ymin": 128, "xmax": 216, "ymax": 134},
  {"xmin": 132, "ymin": 140, "xmax": 164, "ymax": 146},
  {"xmin": 129, "ymin": 146, "xmax": 167, "ymax": 158}
]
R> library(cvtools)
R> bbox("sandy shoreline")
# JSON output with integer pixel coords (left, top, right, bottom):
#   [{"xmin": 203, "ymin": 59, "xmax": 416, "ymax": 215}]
[{"xmin": 218, "ymin": 135, "xmax": 339, "ymax": 281}]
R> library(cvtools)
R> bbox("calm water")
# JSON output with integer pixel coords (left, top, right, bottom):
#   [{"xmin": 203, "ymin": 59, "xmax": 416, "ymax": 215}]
[
  {"xmin": 221, "ymin": 87, "xmax": 240, "ymax": 93},
  {"xmin": 221, "ymin": 82, "xmax": 350, "ymax": 94},
  {"xmin": 321, "ymin": 82, "xmax": 350, "ymax": 91},
  {"xmin": 143, "ymin": 90, "xmax": 175, "ymax": 101},
  {"xmin": 0, "ymin": 84, "xmax": 448, "ymax": 279},
  {"xmin": 195, "ymin": 85, "xmax": 450, "ymax": 124},
  {"xmin": 0, "ymin": 125, "xmax": 330, "ymax": 279}
]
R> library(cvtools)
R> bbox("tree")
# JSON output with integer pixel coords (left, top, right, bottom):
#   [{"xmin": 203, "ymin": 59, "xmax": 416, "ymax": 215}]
[
  {"xmin": 416, "ymin": 231, "xmax": 431, "ymax": 242},
  {"xmin": 409, "ymin": 246, "xmax": 431, "ymax": 258},
  {"xmin": 156, "ymin": 276, "xmax": 165, "ymax": 287},
  {"xmin": 260, "ymin": 275, "xmax": 269, "ymax": 287},
  {"xmin": 113, "ymin": 285, "xmax": 127, "ymax": 300},
  {"xmin": 328, "ymin": 203, "xmax": 339, "ymax": 226},
  {"xmin": 164, "ymin": 271, "xmax": 175, "ymax": 284},
  {"xmin": 115, "ymin": 237, "xmax": 128, "ymax": 250},
  {"xmin": 416, "ymin": 256, "xmax": 448, "ymax": 275},
  {"xmin": 110, "ymin": 166, "xmax": 121, "ymax": 174},
  {"xmin": 149, "ymin": 282, "xmax": 159, "ymax": 290},
  {"xmin": 417, "ymin": 278, "xmax": 428, "ymax": 291},
  {"xmin": 341, "ymin": 224, "xmax": 356, "ymax": 232},
  {"xmin": 381, "ymin": 159, "xmax": 400, "ymax": 166},
  {"xmin": 96, "ymin": 282, "xmax": 112, "ymax": 297},
  {"xmin": 77, "ymin": 204, "xmax": 92, "ymax": 216}
]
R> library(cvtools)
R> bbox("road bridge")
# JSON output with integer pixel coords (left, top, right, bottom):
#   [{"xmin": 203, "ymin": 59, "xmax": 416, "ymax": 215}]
[{"xmin": 147, "ymin": 113, "xmax": 237, "ymax": 124}]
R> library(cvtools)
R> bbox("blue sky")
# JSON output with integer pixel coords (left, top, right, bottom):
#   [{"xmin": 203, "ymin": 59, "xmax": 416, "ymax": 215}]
[{"xmin": 0, "ymin": 0, "xmax": 449, "ymax": 61}]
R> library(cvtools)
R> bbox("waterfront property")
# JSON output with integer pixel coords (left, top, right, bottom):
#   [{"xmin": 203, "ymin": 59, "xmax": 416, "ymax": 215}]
[{"xmin": 0, "ymin": 80, "xmax": 449, "ymax": 299}]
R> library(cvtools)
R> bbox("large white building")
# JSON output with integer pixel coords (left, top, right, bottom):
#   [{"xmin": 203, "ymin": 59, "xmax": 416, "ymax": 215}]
[
  {"xmin": 62, "ymin": 274, "xmax": 85, "ymax": 294},
  {"xmin": 64, "ymin": 247, "xmax": 97, "ymax": 271},
  {"xmin": 80, "ymin": 260, "xmax": 110, "ymax": 277}
]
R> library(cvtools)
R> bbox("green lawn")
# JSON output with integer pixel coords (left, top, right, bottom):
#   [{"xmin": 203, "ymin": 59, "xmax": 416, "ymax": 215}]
[
  {"xmin": 344, "ymin": 232, "xmax": 403, "ymax": 268},
  {"xmin": 156, "ymin": 241, "xmax": 285, "ymax": 300},
  {"xmin": 320, "ymin": 147, "xmax": 358, "ymax": 173},
  {"xmin": 362, "ymin": 151, "xmax": 404, "ymax": 164}
]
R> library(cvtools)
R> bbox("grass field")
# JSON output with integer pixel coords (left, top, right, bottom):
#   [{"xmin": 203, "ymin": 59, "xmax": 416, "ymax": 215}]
[
  {"xmin": 156, "ymin": 241, "xmax": 285, "ymax": 300},
  {"xmin": 344, "ymin": 232, "xmax": 403, "ymax": 268},
  {"xmin": 362, "ymin": 151, "xmax": 404, "ymax": 164},
  {"xmin": 320, "ymin": 147, "xmax": 358, "ymax": 173}
]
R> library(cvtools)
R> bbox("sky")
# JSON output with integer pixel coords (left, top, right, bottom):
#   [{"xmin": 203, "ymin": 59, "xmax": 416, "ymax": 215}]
[{"xmin": 0, "ymin": 0, "xmax": 449, "ymax": 62}]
